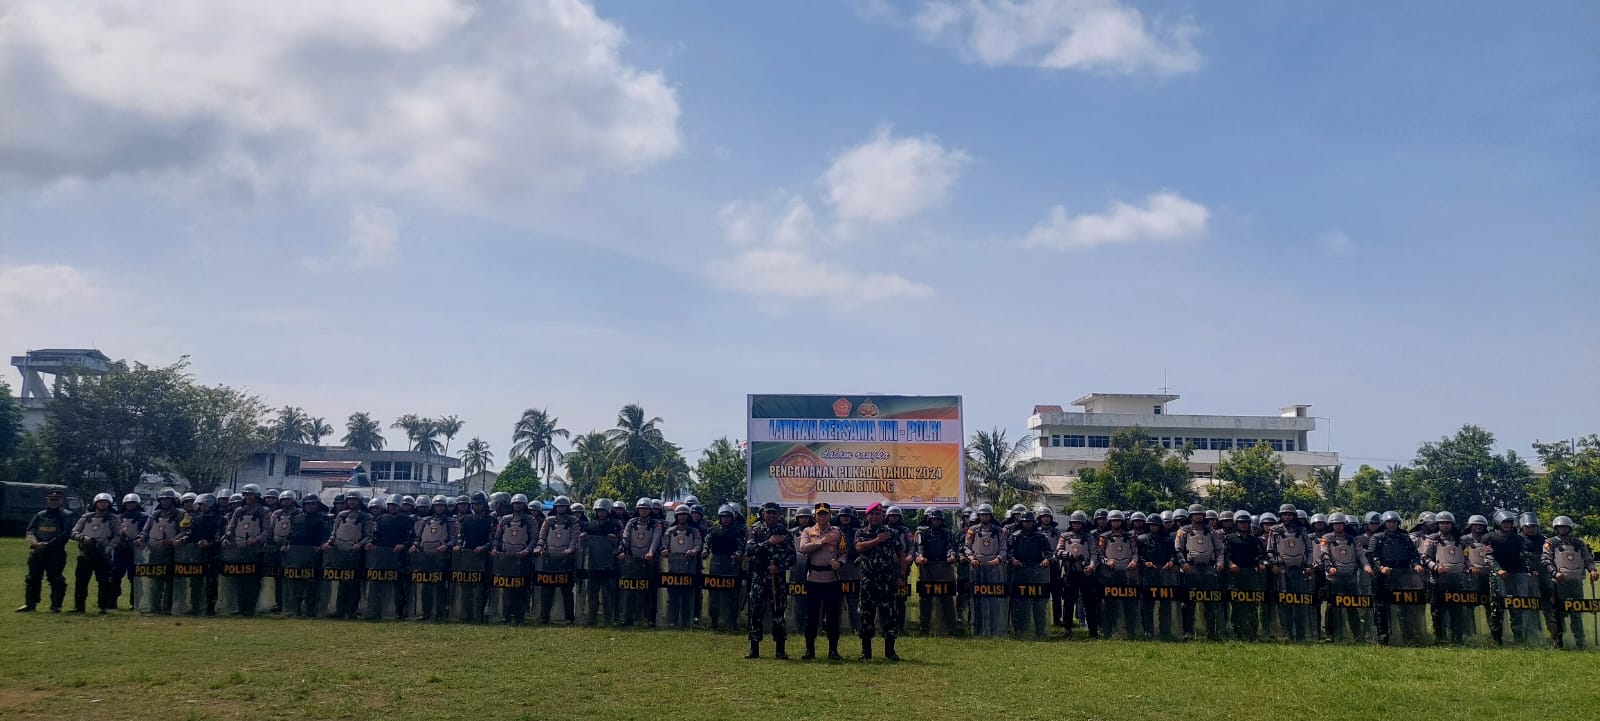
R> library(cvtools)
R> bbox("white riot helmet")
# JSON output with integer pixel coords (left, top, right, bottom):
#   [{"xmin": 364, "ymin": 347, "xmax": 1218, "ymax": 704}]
[{"xmin": 121, "ymin": 493, "xmax": 142, "ymax": 506}]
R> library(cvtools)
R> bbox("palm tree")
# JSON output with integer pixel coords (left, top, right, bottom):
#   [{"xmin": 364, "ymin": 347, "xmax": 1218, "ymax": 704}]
[
  {"xmin": 511, "ymin": 407, "xmax": 570, "ymax": 493},
  {"xmin": 436, "ymin": 415, "xmax": 464, "ymax": 455},
  {"xmin": 307, "ymin": 417, "xmax": 334, "ymax": 446},
  {"xmin": 391, "ymin": 414, "xmax": 442, "ymax": 455},
  {"xmin": 270, "ymin": 406, "xmax": 312, "ymax": 444},
  {"xmin": 459, "ymin": 437, "xmax": 493, "ymax": 477},
  {"xmin": 564, "ymin": 430, "xmax": 614, "ymax": 501},
  {"xmin": 342, "ymin": 412, "xmax": 387, "ymax": 451},
  {"xmin": 1313, "ymin": 465, "xmax": 1343, "ymax": 505},
  {"xmin": 964, "ymin": 427, "xmax": 1043, "ymax": 505},
  {"xmin": 608, "ymin": 403, "xmax": 664, "ymax": 470}
]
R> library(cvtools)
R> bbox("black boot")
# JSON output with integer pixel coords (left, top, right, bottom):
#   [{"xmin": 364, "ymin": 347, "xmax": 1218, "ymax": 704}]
[
  {"xmin": 802, "ymin": 638, "xmax": 816, "ymax": 660},
  {"xmin": 884, "ymin": 638, "xmax": 900, "ymax": 662},
  {"xmin": 828, "ymin": 639, "xmax": 842, "ymax": 661},
  {"xmin": 859, "ymin": 636, "xmax": 873, "ymax": 660},
  {"xmin": 774, "ymin": 638, "xmax": 788, "ymax": 660},
  {"xmin": 745, "ymin": 640, "xmax": 760, "ymax": 659}
]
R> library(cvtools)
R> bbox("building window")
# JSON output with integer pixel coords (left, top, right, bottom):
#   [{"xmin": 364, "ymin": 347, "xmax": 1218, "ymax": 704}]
[
  {"xmin": 1267, "ymin": 439, "xmax": 1284, "ymax": 452},
  {"xmin": 1050, "ymin": 435, "xmax": 1061, "ymax": 447},
  {"xmin": 1171, "ymin": 436, "xmax": 1184, "ymax": 448},
  {"xmin": 1210, "ymin": 438, "xmax": 1233, "ymax": 451},
  {"xmin": 285, "ymin": 456, "xmax": 301, "ymax": 477},
  {"xmin": 371, "ymin": 461, "xmax": 392, "ymax": 481},
  {"xmin": 393, "ymin": 462, "xmax": 413, "ymax": 481},
  {"xmin": 266, "ymin": 454, "xmax": 275, "ymax": 477},
  {"xmin": 1063, "ymin": 435, "xmax": 1087, "ymax": 448},
  {"xmin": 1152, "ymin": 405, "xmax": 1162, "ymax": 415},
  {"xmin": 1285, "ymin": 440, "xmax": 1296, "ymax": 452},
  {"xmin": 1238, "ymin": 439, "xmax": 1258, "ymax": 449},
  {"xmin": 1088, "ymin": 435, "xmax": 1111, "ymax": 448}
]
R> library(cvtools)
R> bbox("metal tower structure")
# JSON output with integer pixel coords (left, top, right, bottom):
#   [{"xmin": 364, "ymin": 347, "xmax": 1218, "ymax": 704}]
[{"xmin": 10, "ymin": 348, "xmax": 111, "ymax": 399}]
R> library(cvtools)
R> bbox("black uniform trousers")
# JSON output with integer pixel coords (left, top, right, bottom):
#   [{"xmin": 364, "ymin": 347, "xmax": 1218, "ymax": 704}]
[{"xmin": 24, "ymin": 546, "xmax": 68, "ymax": 610}]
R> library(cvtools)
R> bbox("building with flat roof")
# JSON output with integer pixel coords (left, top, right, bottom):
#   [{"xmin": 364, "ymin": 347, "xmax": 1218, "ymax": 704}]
[
  {"xmin": 234, "ymin": 441, "xmax": 460, "ymax": 502},
  {"xmin": 10, "ymin": 348, "xmax": 111, "ymax": 433},
  {"xmin": 1028, "ymin": 393, "xmax": 1339, "ymax": 508}
]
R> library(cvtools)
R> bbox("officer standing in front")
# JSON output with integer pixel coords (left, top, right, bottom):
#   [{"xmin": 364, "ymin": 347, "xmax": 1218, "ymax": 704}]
[
  {"xmin": 855, "ymin": 502, "xmax": 905, "ymax": 661},
  {"xmin": 535, "ymin": 496, "xmax": 582, "ymax": 625},
  {"xmin": 797, "ymin": 503, "xmax": 845, "ymax": 659},
  {"xmin": 69, "ymin": 493, "xmax": 119, "ymax": 615},
  {"xmin": 18, "ymin": 489, "xmax": 73, "ymax": 613},
  {"xmin": 744, "ymin": 502, "xmax": 795, "ymax": 659}
]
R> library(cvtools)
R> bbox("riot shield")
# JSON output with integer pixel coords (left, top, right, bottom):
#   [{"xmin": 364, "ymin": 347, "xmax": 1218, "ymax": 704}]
[
  {"xmin": 1435, "ymin": 570, "xmax": 1481, "ymax": 644},
  {"xmin": 971, "ymin": 562, "xmax": 1009, "ymax": 638},
  {"xmin": 451, "ymin": 549, "xmax": 489, "ymax": 624},
  {"xmin": 1554, "ymin": 577, "xmax": 1596, "ymax": 650},
  {"xmin": 1504, "ymin": 572, "xmax": 1546, "ymax": 646},
  {"xmin": 1183, "ymin": 566, "xmax": 1225, "ymax": 641},
  {"xmin": 705, "ymin": 554, "xmax": 741, "ymax": 632},
  {"xmin": 320, "ymin": 548, "xmax": 362, "ymax": 618},
  {"xmin": 363, "ymin": 545, "xmax": 402, "ymax": 620},
  {"xmin": 1228, "ymin": 566, "xmax": 1265, "ymax": 641},
  {"xmin": 410, "ymin": 544, "xmax": 450, "ymax": 621},
  {"xmin": 490, "ymin": 552, "xmax": 530, "ymax": 623},
  {"xmin": 219, "ymin": 543, "xmax": 264, "ymax": 616},
  {"xmin": 1324, "ymin": 569, "xmax": 1371, "ymax": 642},
  {"xmin": 280, "ymin": 545, "xmax": 320, "ymax": 617},
  {"xmin": 1009, "ymin": 564, "xmax": 1050, "ymax": 640},
  {"xmin": 1142, "ymin": 565, "xmax": 1181, "ymax": 641},
  {"xmin": 1099, "ymin": 561, "xmax": 1140, "ymax": 640},
  {"xmin": 1384, "ymin": 568, "xmax": 1428, "ymax": 646},
  {"xmin": 536, "ymin": 552, "xmax": 578, "ymax": 625},
  {"xmin": 918, "ymin": 561, "xmax": 958, "ymax": 636},
  {"xmin": 836, "ymin": 562, "xmax": 863, "ymax": 635},
  {"xmin": 172, "ymin": 541, "xmax": 209, "ymax": 616},
  {"xmin": 1354, "ymin": 565, "xmax": 1377, "ymax": 640},
  {"xmin": 1274, "ymin": 568, "xmax": 1315, "ymax": 642}
]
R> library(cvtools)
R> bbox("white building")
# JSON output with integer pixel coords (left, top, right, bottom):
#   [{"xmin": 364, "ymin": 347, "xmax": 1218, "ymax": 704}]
[{"xmin": 1027, "ymin": 393, "xmax": 1339, "ymax": 507}]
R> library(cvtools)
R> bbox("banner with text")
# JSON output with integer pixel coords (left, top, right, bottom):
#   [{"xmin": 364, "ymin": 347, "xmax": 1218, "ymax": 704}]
[{"xmin": 747, "ymin": 394, "xmax": 964, "ymax": 509}]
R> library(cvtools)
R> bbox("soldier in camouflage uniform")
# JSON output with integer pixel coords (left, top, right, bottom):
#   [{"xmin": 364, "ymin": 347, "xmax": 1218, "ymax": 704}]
[
  {"xmin": 745, "ymin": 502, "xmax": 795, "ymax": 659},
  {"xmin": 855, "ymin": 502, "xmax": 905, "ymax": 660},
  {"xmin": 885, "ymin": 505, "xmax": 913, "ymax": 637},
  {"xmin": 1543, "ymin": 516, "xmax": 1597, "ymax": 649}
]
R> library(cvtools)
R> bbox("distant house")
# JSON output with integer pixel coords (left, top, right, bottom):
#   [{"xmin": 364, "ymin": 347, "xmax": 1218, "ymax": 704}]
[
  {"xmin": 459, "ymin": 470, "xmax": 498, "ymax": 496},
  {"xmin": 234, "ymin": 441, "xmax": 461, "ymax": 503}
]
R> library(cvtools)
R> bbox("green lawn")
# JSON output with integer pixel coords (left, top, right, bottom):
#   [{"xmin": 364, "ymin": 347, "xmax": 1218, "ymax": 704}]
[{"xmin": 1, "ymin": 536, "xmax": 1595, "ymax": 721}]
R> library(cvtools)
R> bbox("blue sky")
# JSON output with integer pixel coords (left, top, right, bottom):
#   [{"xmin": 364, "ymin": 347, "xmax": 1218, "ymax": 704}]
[{"xmin": 1, "ymin": 0, "xmax": 1594, "ymax": 474}]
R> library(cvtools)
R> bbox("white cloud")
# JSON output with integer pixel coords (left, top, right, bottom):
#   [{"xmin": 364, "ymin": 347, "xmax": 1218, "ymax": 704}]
[
  {"xmin": 716, "ymin": 194, "xmax": 817, "ymax": 249},
  {"xmin": 708, "ymin": 246, "xmax": 933, "ymax": 308},
  {"xmin": 0, "ymin": 0, "xmax": 681, "ymax": 198},
  {"xmin": 0, "ymin": 264, "xmax": 98, "ymax": 321},
  {"xmin": 348, "ymin": 204, "xmax": 400, "ymax": 266},
  {"xmin": 1023, "ymin": 191, "xmax": 1208, "ymax": 250},
  {"xmin": 708, "ymin": 194, "xmax": 933, "ymax": 308},
  {"xmin": 823, "ymin": 127, "xmax": 968, "ymax": 231},
  {"xmin": 1321, "ymin": 230, "xmax": 1353, "ymax": 253},
  {"xmin": 911, "ymin": 0, "xmax": 1202, "ymax": 76}
]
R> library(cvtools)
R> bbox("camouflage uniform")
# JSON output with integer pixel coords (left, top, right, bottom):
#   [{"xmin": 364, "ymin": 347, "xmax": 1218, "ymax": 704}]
[
  {"xmin": 1543, "ymin": 523, "xmax": 1596, "ymax": 649},
  {"xmin": 856, "ymin": 518, "xmax": 906, "ymax": 659},
  {"xmin": 744, "ymin": 516, "xmax": 795, "ymax": 657}
]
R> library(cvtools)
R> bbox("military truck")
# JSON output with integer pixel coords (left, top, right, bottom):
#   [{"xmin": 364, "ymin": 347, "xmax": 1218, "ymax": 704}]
[{"xmin": 0, "ymin": 482, "xmax": 81, "ymax": 535}]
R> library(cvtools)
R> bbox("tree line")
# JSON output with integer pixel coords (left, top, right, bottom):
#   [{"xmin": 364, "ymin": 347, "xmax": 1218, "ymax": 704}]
[{"xmin": 3, "ymin": 358, "xmax": 1594, "ymax": 530}]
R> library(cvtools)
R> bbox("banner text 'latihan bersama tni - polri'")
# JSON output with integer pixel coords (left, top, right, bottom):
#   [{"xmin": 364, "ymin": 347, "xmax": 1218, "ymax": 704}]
[{"xmin": 746, "ymin": 394, "xmax": 963, "ymax": 509}]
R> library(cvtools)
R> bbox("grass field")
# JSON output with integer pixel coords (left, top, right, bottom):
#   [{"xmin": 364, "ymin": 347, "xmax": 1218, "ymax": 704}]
[{"xmin": 2, "ymin": 537, "xmax": 1595, "ymax": 721}]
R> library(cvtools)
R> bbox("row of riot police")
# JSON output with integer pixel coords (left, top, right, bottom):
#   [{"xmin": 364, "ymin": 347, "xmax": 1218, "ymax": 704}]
[{"xmin": 21, "ymin": 489, "xmax": 1599, "ymax": 652}]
